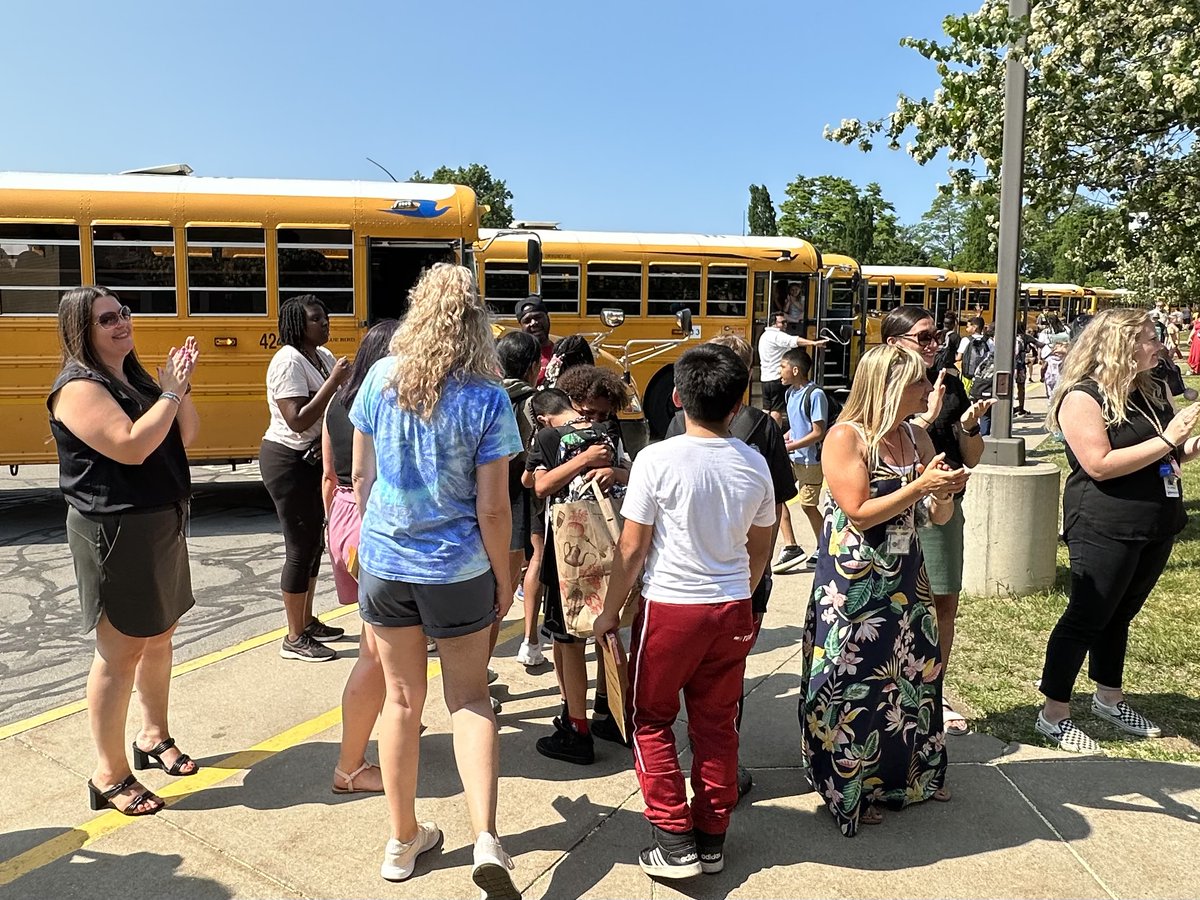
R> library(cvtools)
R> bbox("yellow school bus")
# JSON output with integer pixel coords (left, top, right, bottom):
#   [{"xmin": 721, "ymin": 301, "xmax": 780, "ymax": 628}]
[
  {"xmin": 861, "ymin": 266, "xmax": 962, "ymax": 347},
  {"xmin": 0, "ymin": 171, "xmax": 481, "ymax": 467},
  {"xmin": 1021, "ymin": 282, "xmax": 1087, "ymax": 327},
  {"xmin": 956, "ymin": 272, "xmax": 997, "ymax": 321},
  {"xmin": 477, "ymin": 228, "xmax": 833, "ymax": 437}
]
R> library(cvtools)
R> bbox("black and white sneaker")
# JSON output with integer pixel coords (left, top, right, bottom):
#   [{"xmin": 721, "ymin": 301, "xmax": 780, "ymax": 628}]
[
  {"xmin": 305, "ymin": 619, "xmax": 345, "ymax": 643},
  {"xmin": 802, "ymin": 549, "xmax": 819, "ymax": 570},
  {"xmin": 771, "ymin": 545, "xmax": 806, "ymax": 574},
  {"xmin": 1035, "ymin": 713, "xmax": 1101, "ymax": 753},
  {"xmin": 638, "ymin": 827, "xmax": 702, "ymax": 880},
  {"xmin": 1092, "ymin": 695, "xmax": 1162, "ymax": 737},
  {"xmin": 280, "ymin": 632, "xmax": 337, "ymax": 662},
  {"xmin": 695, "ymin": 829, "xmax": 725, "ymax": 875}
]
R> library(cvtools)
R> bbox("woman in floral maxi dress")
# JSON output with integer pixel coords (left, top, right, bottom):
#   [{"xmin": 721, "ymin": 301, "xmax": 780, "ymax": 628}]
[{"xmin": 799, "ymin": 346, "xmax": 970, "ymax": 836}]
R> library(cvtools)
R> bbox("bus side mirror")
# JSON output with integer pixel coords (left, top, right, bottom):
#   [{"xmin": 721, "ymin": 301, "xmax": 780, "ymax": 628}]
[
  {"xmin": 526, "ymin": 239, "xmax": 542, "ymax": 276},
  {"xmin": 676, "ymin": 308, "xmax": 693, "ymax": 336},
  {"xmin": 600, "ymin": 308, "xmax": 625, "ymax": 328}
]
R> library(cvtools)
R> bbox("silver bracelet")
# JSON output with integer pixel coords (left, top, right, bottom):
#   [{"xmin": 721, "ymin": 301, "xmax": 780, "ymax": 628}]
[{"xmin": 161, "ymin": 391, "xmax": 182, "ymax": 405}]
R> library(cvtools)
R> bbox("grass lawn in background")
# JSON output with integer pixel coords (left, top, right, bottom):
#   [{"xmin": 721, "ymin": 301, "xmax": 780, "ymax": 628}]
[{"xmin": 949, "ymin": 379, "xmax": 1200, "ymax": 762}]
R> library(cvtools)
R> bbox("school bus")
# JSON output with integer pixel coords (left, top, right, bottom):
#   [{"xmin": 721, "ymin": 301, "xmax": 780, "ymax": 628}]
[
  {"xmin": 0, "ymin": 171, "xmax": 487, "ymax": 467},
  {"xmin": 860, "ymin": 266, "xmax": 962, "ymax": 347},
  {"xmin": 1021, "ymin": 282, "xmax": 1087, "ymax": 326},
  {"xmin": 477, "ymin": 228, "xmax": 843, "ymax": 437}
]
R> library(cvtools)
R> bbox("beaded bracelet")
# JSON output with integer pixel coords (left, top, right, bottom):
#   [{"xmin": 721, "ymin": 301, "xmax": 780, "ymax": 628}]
[{"xmin": 1158, "ymin": 433, "xmax": 1178, "ymax": 452}]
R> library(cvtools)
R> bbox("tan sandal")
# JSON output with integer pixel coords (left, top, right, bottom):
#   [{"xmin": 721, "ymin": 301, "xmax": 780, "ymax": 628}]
[
  {"xmin": 860, "ymin": 805, "xmax": 884, "ymax": 825},
  {"xmin": 332, "ymin": 761, "xmax": 383, "ymax": 794},
  {"xmin": 933, "ymin": 786, "xmax": 952, "ymax": 802}
]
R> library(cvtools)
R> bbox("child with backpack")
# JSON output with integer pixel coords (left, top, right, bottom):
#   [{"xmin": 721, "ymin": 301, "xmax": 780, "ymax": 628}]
[
  {"xmin": 956, "ymin": 316, "xmax": 994, "ymax": 391},
  {"xmin": 772, "ymin": 348, "xmax": 828, "ymax": 573},
  {"xmin": 527, "ymin": 364, "xmax": 632, "ymax": 764},
  {"xmin": 497, "ymin": 331, "xmax": 544, "ymax": 670},
  {"xmin": 592, "ymin": 343, "xmax": 775, "ymax": 880}
]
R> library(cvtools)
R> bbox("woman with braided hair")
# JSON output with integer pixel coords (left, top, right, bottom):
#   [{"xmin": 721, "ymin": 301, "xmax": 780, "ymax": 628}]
[{"xmin": 261, "ymin": 294, "xmax": 351, "ymax": 662}]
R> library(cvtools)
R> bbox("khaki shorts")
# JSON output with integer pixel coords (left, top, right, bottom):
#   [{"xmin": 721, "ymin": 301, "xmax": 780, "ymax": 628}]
[{"xmin": 791, "ymin": 462, "xmax": 824, "ymax": 508}]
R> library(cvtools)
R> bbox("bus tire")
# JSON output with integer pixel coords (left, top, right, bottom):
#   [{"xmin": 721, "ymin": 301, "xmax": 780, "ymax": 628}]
[{"xmin": 644, "ymin": 366, "xmax": 677, "ymax": 440}]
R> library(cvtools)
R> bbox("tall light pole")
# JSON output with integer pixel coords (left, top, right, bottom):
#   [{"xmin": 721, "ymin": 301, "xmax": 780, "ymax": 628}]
[{"xmin": 983, "ymin": 0, "xmax": 1031, "ymax": 466}]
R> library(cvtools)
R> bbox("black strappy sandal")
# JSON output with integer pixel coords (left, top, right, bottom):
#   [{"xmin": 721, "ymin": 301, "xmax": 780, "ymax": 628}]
[
  {"xmin": 87, "ymin": 774, "xmax": 163, "ymax": 816},
  {"xmin": 132, "ymin": 737, "xmax": 198, "ymax": 776}
]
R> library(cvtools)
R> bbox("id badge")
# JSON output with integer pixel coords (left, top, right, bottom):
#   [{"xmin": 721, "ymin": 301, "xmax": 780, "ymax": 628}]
[
  {"xmin": 886, "ymin": 522, "xmax": 913, "ymax": 555},
  {"xmin": 1160, "ymin": 462, "xmax": 1181, "ymax": 498}
]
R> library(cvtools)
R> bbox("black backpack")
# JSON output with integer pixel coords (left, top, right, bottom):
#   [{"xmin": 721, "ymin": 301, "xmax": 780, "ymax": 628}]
[
  {"xmin": 968, "ymin": 353, "xmax": 997, "ymax": 401},
  {"xmin": 799, "ymin": 384, "xmax": 842, "ymax": 459}
]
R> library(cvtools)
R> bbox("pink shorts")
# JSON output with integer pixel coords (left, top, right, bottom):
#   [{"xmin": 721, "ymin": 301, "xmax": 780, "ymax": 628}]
[{"xmin": 326, "ymin": 486, "xmax": 361, "ymax": 605}]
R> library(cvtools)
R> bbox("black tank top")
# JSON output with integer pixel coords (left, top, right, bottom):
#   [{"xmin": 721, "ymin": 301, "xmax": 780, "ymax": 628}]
[
  {"xmin": 47, "ymin": 363, "xmax": 191, "ymax": 514},
  {"xmin": 1062, "ymin": 379, "xmax": 1185, "ymax": 540},
  {"xmin": 325, "ymin": 398, "xmax": 354, "ymax": 487}
]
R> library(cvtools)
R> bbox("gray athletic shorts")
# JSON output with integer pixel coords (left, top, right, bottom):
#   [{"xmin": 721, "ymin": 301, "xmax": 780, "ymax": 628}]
[{"xmin": 358, "ymin": 569, "xmax": 497, "ymax": 638}]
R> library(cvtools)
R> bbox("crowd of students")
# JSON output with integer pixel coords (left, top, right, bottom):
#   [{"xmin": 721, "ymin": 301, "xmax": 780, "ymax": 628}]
[{"xmin": 47, "ymin": 273, "xmax": 1197, "ymax": 893}]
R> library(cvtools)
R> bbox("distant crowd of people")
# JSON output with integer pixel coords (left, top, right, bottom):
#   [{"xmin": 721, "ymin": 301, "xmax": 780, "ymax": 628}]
[{"xmin": 46, "ymin": 272, "xmax": 1198, "ymax": 892}]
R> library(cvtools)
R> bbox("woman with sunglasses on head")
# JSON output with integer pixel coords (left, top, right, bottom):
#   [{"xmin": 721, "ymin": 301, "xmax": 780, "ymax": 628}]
[
  {"xmin": 881, "ymin": 306, "xmax": 994, "ymax": 735},
  {"xmin": 48, "ymin": 287, "xmax": 200, "ymax": 816},
  {"xmin": 799, "ymin": 345, "xmax": 969, "ymax": 836},
  {"xmin": 260, "ymin": 295, "xmax": 351, "ymax": 663}
]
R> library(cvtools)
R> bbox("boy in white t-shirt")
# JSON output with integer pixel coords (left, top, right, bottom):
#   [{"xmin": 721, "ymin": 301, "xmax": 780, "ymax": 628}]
[{"xmin": 593, "ymin": 344, "xmax": 775, "ymax": 881}]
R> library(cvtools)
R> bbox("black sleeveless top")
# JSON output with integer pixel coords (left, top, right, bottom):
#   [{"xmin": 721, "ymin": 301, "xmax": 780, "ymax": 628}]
[
  {"xmin": 325, "ymin": 398, "xmax": 354, "ymax": 487},
  {"xmin": 1062, "ymin": 379, "xmax": 1185, "ymax": 540},
  {"xmin": 47, "ymin": 363, "xmax": 191, "ymax": 514}
]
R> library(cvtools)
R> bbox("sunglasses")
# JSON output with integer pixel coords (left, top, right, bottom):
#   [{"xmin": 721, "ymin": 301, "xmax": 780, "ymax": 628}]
[
  {"xmin": 901, "ymin": 330, "xmax": 938, "ymax": 346},
  {"xmin": 95, "ymin": 306, "xmax": 133, "ymax": 329}
]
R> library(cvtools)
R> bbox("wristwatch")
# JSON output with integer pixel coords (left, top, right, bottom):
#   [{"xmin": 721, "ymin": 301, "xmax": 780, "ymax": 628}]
[{"xmin": 962, "ymin": 423, "xmax": 982, "ymax": 437}]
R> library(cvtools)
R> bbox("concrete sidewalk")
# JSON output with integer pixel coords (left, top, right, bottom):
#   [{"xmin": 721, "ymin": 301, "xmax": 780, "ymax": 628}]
[{"xmin": 3, "ymin": 569, "xmax": 1197, "ymax": 900}]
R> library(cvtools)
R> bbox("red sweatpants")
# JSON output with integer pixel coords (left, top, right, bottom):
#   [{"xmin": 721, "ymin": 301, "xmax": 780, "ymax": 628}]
[{"xmin": 628, "ymin": 598, "xmax": 755, "ymax": 835}]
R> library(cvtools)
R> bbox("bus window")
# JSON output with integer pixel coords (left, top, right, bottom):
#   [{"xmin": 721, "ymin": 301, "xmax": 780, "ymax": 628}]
[
  {"xmin": 541, "ymin": 263, "xmax": 580, "ymax": 314},
  {"xmin": 931, "ymin": 286, "xmax": 955, "ymax": 322},
  {"xmin": 93, "ymin": 225, "xmax": 177, "ymax": 314},
  {"xmin": 647, "ymin": 263, "xmax": 700, "ymax": 317},
  {"xmin": 706, "ymin": 265, "xmax": 747, "ymax": 317},
  {"xmin": 186, "ymin": 227, "xmax": 266, "ymax": 315},
  {"xmin": 903, "ymin": 285, "xmax": 925, "ymax": 306},
  {"xmin": 0, "ymin": 223, "xmax": 82, "ymax": 314},
  {"xmin": 966, "ymin": 287, "xmax": 992, "ymax": 311},
  {"xmin": 277, "ymin": 228, "xmax": 353, "ymax": 315},
  {"xmin": 880, "ymin": 283, "xmax": 902, "ymax": 312},
  {"xmin": 586, "ymin": 262, "xmax": 641, "ymax": 316},
  {"xmin": 482, "ymin": 260, "xmax": 529, "ymax": 313}
]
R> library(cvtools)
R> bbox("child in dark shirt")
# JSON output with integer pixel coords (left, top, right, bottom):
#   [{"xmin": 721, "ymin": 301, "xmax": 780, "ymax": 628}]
[{"xmin": 526, "ymin": 364, "xmax": 632, "ymax": 765}]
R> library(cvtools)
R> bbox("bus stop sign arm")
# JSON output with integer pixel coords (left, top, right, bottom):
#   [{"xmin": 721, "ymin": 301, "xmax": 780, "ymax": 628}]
[{"xmin": 983, "ymin": 0, "xmax": 1030, "ymax": 467}]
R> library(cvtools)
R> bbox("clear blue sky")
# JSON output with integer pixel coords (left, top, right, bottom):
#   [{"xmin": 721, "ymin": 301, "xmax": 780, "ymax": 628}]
[{"xmin": 2, "ymin": 1, "xmax": 975, "ymax": 232}]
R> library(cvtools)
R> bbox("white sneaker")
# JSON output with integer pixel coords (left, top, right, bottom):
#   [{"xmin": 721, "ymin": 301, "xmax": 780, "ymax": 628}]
[
  {"xmin": 516, "ymin": 640, "xmax": 545, "ymax": 667},
  {"xmin": 1091, "ymin": 695, "xmax": 1162, "ymax": 737},
  {"xmin": 1035, "ymin": 713, "xmax": 1101, "ymax": 754},
  {"xmin": 380, "ymin": 822, "xmax": 441, "ymax": 881},
  {"xmin": 472, "ymin": 832, "xmax": 520, "ymax": 899}
]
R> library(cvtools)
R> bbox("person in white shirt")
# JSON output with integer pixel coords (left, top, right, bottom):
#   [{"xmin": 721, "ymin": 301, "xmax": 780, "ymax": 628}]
[
  {"xmin": 955, "ymin": 315, "xmax": 994, "ymax": 382},
  {"xmin": 594, "ymin": 343, "xmax": 775, "ymax": 880},
  {"xmin": 757, "ymin": 311, "xmax": 827, "ymax": 425}
]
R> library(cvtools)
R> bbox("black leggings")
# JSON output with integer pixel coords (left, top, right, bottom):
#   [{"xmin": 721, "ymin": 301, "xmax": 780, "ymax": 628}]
[
  {"xmin": 1039, "ymin": 526, "xmax": 1174, "ymax": 702},
  {"xmin": 260, "ymin": 439, "xmax": 325, "ymax": 594}
]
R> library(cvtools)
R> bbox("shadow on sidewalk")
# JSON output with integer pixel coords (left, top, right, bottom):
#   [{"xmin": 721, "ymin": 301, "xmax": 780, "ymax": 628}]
[{"xmin": 0, "ymin": 833, "xmax": 233, "ymax": 900}]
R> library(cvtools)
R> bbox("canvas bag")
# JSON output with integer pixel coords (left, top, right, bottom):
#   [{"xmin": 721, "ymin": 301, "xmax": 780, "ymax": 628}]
[{"xmin": 551, "ymin": 479, "xmax": 640, "ymax": 638}]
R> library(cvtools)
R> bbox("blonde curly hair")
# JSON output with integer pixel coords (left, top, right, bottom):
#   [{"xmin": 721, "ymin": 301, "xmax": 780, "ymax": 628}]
[
  {"xmin": 1047, "ymin": 308, "xmax": 1165, "ymax": 431},
  {"xmin": 386, "ymin": 263, "xmax": 499, "ymax": 417},
  {"xmin": 837, "ymin": 344, "xmax": 927, "ymax": 466}
]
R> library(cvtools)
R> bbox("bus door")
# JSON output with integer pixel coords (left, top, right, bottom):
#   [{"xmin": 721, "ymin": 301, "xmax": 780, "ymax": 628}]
[
  {"xmin": 815, "ymin": 271, "xmax": 860, "ymax": 393},
  {"xmin": 366, "ymin": 239, "xmax": 459, "ymax": 323},
  {"xmin": 930, "ymin": 286, "xmax": 955, "ymax": 324}
]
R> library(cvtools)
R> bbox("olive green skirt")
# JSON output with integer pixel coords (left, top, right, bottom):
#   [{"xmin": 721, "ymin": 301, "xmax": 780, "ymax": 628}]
[
  {"xmin": 918, "ymin": 497, "xmax": 965, "ymax": 596},
  {"xmin": 66, "ymin": 503, "xmax": 195, "ymax": 637}
]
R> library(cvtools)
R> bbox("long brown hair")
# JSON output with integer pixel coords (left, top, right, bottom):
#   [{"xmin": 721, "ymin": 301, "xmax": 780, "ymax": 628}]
[{"xmin": 57, "ymin": 286, "xmax": 160, "ymax": 398}]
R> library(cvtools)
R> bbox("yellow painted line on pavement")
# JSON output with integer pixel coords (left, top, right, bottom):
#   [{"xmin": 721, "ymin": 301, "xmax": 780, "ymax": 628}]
[
  {"xmin": 0, "ymin": 606, "xmax": 359, "ymax": 742},
  {"xmin": 0, "ymin": 618, "xmax": 523, "ymax": 887}
]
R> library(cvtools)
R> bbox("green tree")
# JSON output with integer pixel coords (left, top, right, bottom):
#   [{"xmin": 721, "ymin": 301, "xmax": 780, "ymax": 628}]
[
  {"xmin": 912, "ymin": 192, "xmax": 968, "ymax": 268},
  {"xmin": 953, "ymin": 196, "xmax": 998, "ymax": 273},
  {"xmin": 825, "ymin": 0, "xmax": 1200, "ymax": 302},
  {"xmin": 779, "ymin": 175, "xmax": 875, "ymax": 261},
  {"xmin": 747, "ymin": 184, "xmax": 778, "ymax": 235},
  {"xmin": 410, "ymin": 163, "xmax": 514, "ymax": 228}
]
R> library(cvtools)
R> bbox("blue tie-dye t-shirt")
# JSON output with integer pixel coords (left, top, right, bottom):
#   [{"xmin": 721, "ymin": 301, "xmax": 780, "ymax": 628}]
[{"xmin": 349, "ymin": 358, "xmax": 521, "ymax": 584}]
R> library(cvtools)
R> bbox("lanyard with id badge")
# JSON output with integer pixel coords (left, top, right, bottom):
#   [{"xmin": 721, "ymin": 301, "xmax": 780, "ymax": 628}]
[
  {"xmin": 1130, "ymin": 393, "xmax": 1182, "ymax": 499},
  {"xmin": 883, "ymin": 427, "xmax": 919, "ymax": 556}
]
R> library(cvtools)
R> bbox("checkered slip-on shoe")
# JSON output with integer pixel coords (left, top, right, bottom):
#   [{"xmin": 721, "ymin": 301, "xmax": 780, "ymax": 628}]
[
  {"xmin": 1092, "ymin": 696, "xmax": 1162, "ymax": 737},
  {"xmin": 1035, "ymin": 713, "xmax": 1101, "ymax": 754}
]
